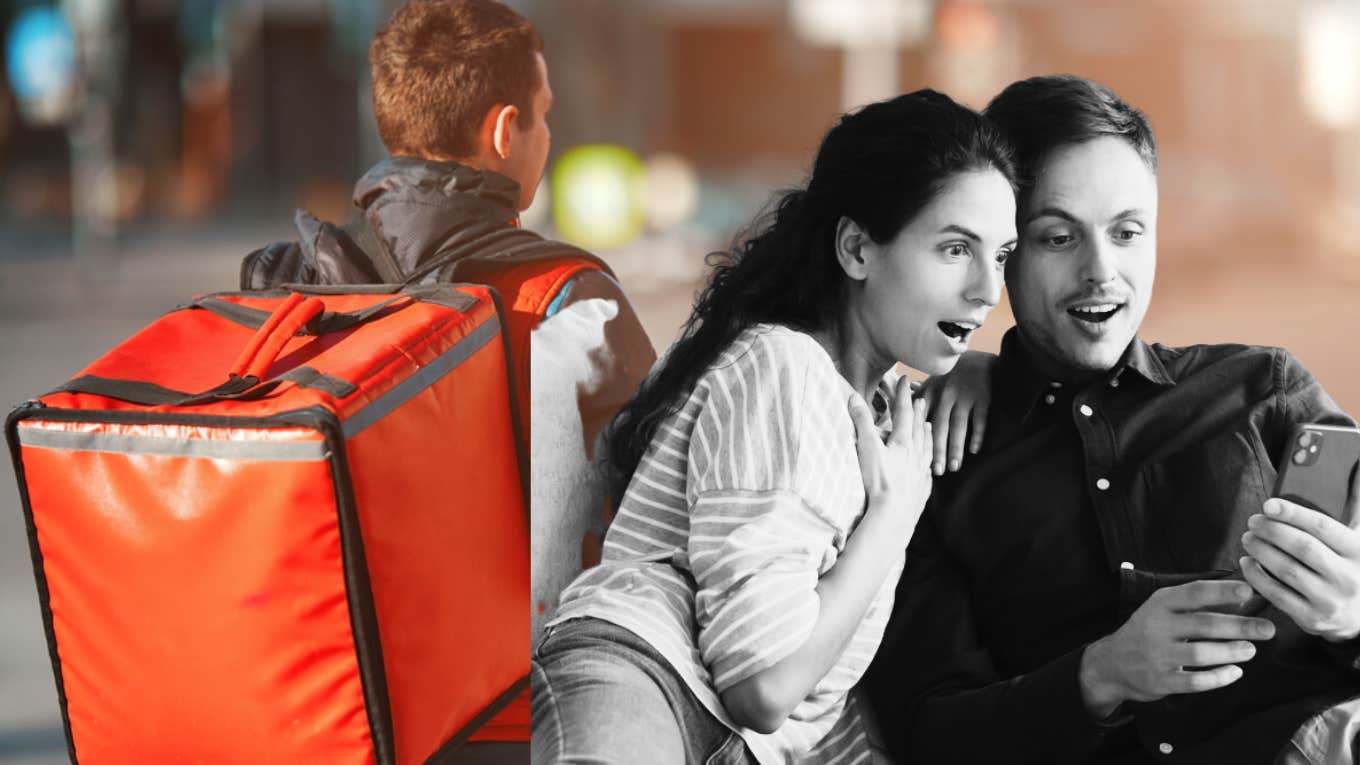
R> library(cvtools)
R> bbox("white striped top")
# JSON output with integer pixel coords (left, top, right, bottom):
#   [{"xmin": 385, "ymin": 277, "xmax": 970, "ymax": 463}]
[{"xmin": 549, "ymin": 324, "xmax": 903, "ymax": 764}]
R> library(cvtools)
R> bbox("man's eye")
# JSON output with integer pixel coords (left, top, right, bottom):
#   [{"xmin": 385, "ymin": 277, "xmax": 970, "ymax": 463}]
[{"xmin": 1044, "ymin": 234, "xmax": 1074, "ymax": 248}]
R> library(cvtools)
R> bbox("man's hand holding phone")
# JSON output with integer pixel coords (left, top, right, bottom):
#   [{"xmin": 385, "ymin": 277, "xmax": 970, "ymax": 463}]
[{"xmin": 1240, "ymin": 464, "xmax": 1360, "ymax": 643}]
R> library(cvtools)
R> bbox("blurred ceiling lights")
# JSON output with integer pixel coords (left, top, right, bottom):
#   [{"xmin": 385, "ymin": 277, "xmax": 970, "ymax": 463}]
[
  {"xmin": 790, "ymin": 0, "xmax": 934, "ymax": 111},
  {"xmin": 1300, "ymin": 0, "xmax": 1360, "ymax": 129},
  {"xmin": 789, "ymin": 0, "xmax": 932, "ymax": 47}
]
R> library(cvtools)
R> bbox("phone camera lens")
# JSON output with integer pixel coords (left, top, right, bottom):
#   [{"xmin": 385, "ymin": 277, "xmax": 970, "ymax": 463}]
[
  {"xmin": 1294, "ymin": 448, "xmax": 1309, "ymax": 465},
  {"xmin": 1298, "ymin": 432, "xmax": 1315, "ymax": 447}
]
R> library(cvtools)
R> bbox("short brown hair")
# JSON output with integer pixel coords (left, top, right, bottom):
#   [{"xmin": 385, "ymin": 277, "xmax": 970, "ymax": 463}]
[
  {"xmin": 985, "ymin": 75, "xmax": 1157, "ymax": 192},
  {"xmin": 369, "ymin": 0, "xmax": 544, "ymax": 159}
]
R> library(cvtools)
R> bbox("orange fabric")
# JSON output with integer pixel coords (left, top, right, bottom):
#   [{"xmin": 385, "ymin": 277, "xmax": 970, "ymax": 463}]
[
  {"xmin": 18, "ymin": 420, "xmax": 374, "ymax": 764},
  {"xmin": 346, "ymin": 312, "xmax": 528, "ymax": 763},
  {"xmin": 464, "ymin": 259, "xmax": 601, "ymax": 744},
  {"xmin": 15, "ymin": 285, "xmax": 531, "ymax": 759},
  {"xmin": 228, "ymin": 291, "xmax": 305, "ymax": 377},
  {"xmin": 477, "ymin": 257, "xmax": 604, "ymax": 447},
  {"xmin": 46, "ymin": 293, "xmax": 489, "ymax": 421},
  {"xmin": 230, "ymin": 295, "xmax": 324, "ymax": 379},
  {"xmin": 468, "ymin": 692, "xmax": 529, "ymax": 741}
]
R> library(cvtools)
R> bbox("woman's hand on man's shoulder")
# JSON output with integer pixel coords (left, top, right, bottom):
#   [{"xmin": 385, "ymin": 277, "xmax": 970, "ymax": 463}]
[{"xmin": 916, "ymin": 350, "xmax": 997, "ymax": 475}]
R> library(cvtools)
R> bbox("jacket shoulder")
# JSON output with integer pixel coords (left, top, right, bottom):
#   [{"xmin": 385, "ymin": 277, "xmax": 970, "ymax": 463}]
[{"xmin": 239, "ymin": 241, "xmax": 306, "ymax": 290}]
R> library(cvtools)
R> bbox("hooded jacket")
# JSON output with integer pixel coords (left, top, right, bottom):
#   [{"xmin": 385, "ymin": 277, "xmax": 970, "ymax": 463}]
[{"xmin": 240, "ymin": 157, "xmax": 609, "ymax": 289}]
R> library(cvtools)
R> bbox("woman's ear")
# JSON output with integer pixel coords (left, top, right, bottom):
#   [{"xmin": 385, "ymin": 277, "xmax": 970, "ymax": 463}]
[{"xmin": 834, "ymin": 216, "xmax": 873, "ymax": 281}]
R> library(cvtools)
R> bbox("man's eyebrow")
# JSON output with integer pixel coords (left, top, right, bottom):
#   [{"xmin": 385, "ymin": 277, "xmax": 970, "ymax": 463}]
[
  {"xmin": 1025, "ymin": 207, "xmax": 1150, "ymax": 225},
  {"xmin": 939, "ymin": 224, "xmax": 981, "ymax": 242},
  {"xmin": 1024, "ymin": 207, "xmax": 1078, "ymax": 225}
]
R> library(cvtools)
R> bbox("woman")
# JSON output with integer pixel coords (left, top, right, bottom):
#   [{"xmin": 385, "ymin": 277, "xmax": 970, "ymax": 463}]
[{"xmin": 532, "ymin": 90, "xmax": 1018, "ymax": 764}]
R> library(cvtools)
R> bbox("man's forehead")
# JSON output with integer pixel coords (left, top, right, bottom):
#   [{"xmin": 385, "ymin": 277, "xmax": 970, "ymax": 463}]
[{"xmin": 1024, "ymin": 137, "xmax": 1157, "ymax": 223}]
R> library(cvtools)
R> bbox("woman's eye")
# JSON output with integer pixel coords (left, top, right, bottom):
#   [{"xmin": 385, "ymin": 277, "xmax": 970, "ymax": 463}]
[
  {"xmin": 944, "ymin": 243, "xmax": 971, "ymax": 259},
  {"xmin": 1115, "ymin": 228, "xmax": 1142, "ymax": 242},
  {"xmin": 995, "ymin": 249, "xmax": 1012, "ymax": 266}
]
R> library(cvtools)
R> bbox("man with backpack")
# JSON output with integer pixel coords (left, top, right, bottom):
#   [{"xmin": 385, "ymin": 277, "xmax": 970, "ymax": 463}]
[
  {"xmin": 241, "ymin": 0, "xmax": 656, "ymax": 754},
  {"xmin": 243, "ymin": 0, "xmax": 652, "ymax": 429}
]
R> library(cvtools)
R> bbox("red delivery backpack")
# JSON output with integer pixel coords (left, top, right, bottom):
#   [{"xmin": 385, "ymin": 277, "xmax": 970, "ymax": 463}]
[
  {"xmin": 6, "ymin": 283, "xmax": 529, "ymax": 764},
  {"xmin": 243, "ymin": 212, "xmax": 632, "ymax": 745}
]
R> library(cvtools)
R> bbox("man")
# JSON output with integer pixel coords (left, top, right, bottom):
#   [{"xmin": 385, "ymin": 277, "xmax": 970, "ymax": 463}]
[
  {"xmin": 242, "ymin": 0, "xmax": 652, "ymax": 423},
  {"xmin": 240, "ymin": 0, "xmax": 656, "ymax": 754},
  {"xmin": 865, "ymin": 75, "xmax": 1360, "ymax": 763}
]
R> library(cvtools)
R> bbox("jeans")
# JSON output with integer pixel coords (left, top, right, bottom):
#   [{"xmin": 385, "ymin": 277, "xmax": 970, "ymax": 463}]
[{"xmin": 530, "ymin": 617, "xmax": 754, "ymax": 765}]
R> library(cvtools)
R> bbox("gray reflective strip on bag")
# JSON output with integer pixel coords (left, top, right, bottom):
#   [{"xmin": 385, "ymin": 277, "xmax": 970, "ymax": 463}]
[
  {"xmin": 16, "ymin": 427, "xmax": 330, "ymax": 462},
  {"xmin": 342, "ymin": 316, "xmax": 500, "ymax": 440}
]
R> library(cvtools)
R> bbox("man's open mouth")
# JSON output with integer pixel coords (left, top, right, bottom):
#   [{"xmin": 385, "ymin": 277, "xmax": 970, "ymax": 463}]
[
  {"xmin": 1067, "ymin": 304, "xmax": 1123, "ymax": 324},
  {"xmin": 937, "ymin": 321, "xmax": 977, "ymax": 341}
]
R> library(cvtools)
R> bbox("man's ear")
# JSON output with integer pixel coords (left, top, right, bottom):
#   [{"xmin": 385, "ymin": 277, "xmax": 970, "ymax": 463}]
[
  {"xmin": 834, "ymin": 216, "xmax": 873, "ymax": 281},
  {"xmin": 490, "ymin": 103, "xmax": 520, "ymax": 161}
]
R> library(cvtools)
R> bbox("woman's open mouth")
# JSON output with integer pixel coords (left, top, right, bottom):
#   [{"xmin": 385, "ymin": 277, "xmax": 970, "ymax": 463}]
[{"xmin": 937, "ymin": 321, "xmax": 978, "ymax": 343}]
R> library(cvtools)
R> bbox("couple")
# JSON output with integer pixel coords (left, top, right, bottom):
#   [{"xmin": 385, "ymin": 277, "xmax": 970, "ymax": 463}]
[{"xmin": 532, "ymin": 77, "xmax": 1360, "ymax": 763}]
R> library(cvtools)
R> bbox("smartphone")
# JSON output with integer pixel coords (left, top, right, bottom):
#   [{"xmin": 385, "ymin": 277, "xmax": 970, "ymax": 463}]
[
  {"xmin": 1225, "ymin": 423, "xmax": 1360, "ymax": 617},
  {"xmin": 1273, "ymin": 423, "xmax": 1360, "ymax": 524}
]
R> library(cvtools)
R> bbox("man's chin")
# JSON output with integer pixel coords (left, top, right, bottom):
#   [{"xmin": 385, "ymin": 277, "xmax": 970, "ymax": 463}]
[
  {"xmin": 1017, "ymin": 321, "xmax": 1133, "ymax": 379},
  {"xmin": 1051, "ymin": 339, "xmax": 1127, "ymax": 377}
]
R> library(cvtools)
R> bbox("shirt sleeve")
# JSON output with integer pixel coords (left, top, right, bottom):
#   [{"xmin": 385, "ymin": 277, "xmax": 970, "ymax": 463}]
[
  {"xmin": 685, "ymin": 332, "xmax": 847, "ymax": 692},
  {"xmin": 863, "ymin": 508, "xmax": 1114, "ymax": 764},
  {"xmin": 1270, "ymin": 348, "xmax": 1356, "ymax": 441}
]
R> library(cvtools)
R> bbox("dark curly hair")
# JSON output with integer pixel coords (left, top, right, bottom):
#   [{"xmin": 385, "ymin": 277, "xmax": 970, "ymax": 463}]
[{"xmin": 605, "ymin": 89, "xmax": 1017, "ymax": 502}]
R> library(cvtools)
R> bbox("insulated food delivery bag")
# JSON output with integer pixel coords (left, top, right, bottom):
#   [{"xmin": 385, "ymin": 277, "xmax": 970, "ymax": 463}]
[{"xmin": 6, "ymin": 284, "xmax": 529, "ymax": 765}]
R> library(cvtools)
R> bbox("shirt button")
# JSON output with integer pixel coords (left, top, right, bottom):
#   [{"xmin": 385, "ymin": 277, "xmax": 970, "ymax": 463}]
[
  {"xmin": 1079, "ymin": 404, "xmax": 1094, "ymax": 417},
  {"xmin": 1044, "ymin": 394, "xmax": 1056, "ymax": 405},
  {"xmin": 1159, "ymin": 742, "xmax": 1173, "ymax": 755},
  {"xmin": 1120, "ymin": 561, "xmax": 1134, "ymax": 570},
  {"xmin": 1049, "ymin": 381, "xmax": 1063, "ymax": 388},
  {"xmin": 1096, "ymin": 478, "xmax": 1111, "ymax": 491},
  {"xmin": 1109, "ymin": 378, "xmax": 1120, "ymax": 388}
]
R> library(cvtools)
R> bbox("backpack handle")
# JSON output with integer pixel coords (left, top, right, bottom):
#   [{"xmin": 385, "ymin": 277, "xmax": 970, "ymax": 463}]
[
  {"xmin": 53, "ymin": 294, "xmax": 331, "ymax": 407},
  {"xmin": 228, "ymin": 293, "xmax": 325, "ymax": 381}
]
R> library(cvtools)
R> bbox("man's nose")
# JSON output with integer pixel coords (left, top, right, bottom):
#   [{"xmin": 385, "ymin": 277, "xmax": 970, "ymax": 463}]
[{"xmin": 1079, "ymin": 236, "xmax": 1118, "ymax": 285}]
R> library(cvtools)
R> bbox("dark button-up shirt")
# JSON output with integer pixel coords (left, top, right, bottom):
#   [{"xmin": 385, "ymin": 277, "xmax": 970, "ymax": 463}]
[{"xmin": 865, "ymin": 329, "xmax": 1360, "ymax": 764}]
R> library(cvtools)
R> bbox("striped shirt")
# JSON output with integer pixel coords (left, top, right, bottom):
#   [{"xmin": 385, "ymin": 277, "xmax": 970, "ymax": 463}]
[{"xmin": 550, "ymin": 324, "xmax": 903, "ymax": 764}]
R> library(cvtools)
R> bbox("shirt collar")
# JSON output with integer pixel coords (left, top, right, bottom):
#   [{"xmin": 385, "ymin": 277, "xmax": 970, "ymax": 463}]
[
  {"xmin": 995, "ymin": 328, "xmax": 1176, "ymax": 419},
  {"xmin": 1119, "ymin": 336, "xmax": 1177, "ymax": 387}
]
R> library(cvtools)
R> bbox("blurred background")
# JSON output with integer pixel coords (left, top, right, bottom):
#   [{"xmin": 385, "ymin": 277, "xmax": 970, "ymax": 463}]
[{"xmin": 2, "ymin": 0, "xmax": 1360, "ymax": 761}]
